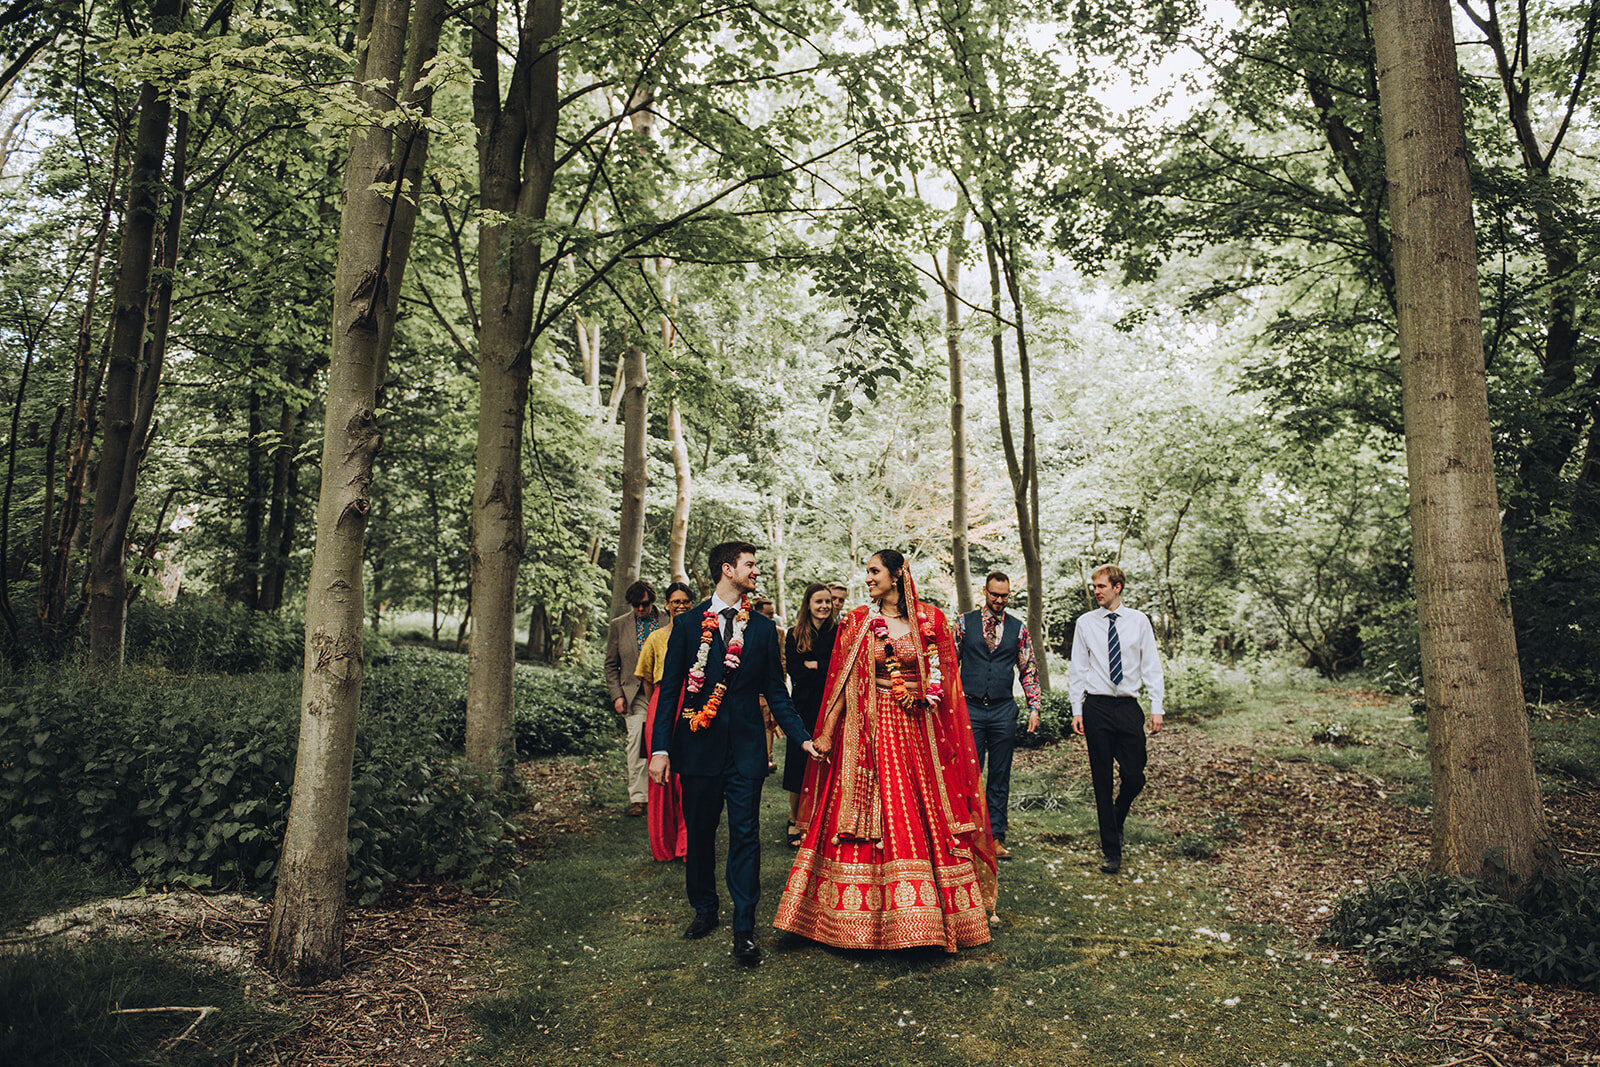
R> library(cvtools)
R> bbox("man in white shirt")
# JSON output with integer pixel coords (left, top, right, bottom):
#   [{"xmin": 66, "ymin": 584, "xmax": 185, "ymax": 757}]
[{"xmin": 1069, "ymin": 564, "xmax": 1165, "ymax": 874}]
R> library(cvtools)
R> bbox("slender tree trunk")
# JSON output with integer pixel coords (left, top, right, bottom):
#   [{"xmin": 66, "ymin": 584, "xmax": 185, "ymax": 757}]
[
  {"xmin": 466, "ymin": 0, "xmax": 561, "ymax": 776},
  {"xmin": 944, "ymin": 202, "xmax": 973, "ymax": 614},
  {"xmin": 86, "ymin": 23, "xmax": 182, "ymax": 669},
  {"xmin": 268, "ymin": 0, "xmax": 444, "ymax": 982},
  {"xmin": 667, "ymin": 394, "xmax": 690, "ymax": 584},
  {"xmin": 259, "ymin": 355, "xmax": 304, "ymax": 613},
  {"xmin": 1, "ymin": 345, "xmax": 33, "ymax": 657},
  {"xmin": 236, "ymin": 374, "xmax": 266, "ymax": 606},
  {"xmin": 576, "ymin": 312, "xmax": 602, "ymax": 408},
  {"xmin": 39, "ymin": 129, "xmax": 122, "ymax": 639},
  {"xmin": 610, "ymin": 342, "xmax": 648, "ymax": 619},
  {"xmin": 982, "ymin": 227, "xmax": 1050, "ymax": 690},
  {"xmin": 1372, "ymin": 0, "xmax": 1549, "ymax": 887}
]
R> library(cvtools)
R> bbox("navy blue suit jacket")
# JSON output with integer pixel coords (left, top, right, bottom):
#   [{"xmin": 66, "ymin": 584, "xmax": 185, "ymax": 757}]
[{"xmin": 651, "ymin": 599, "xmax": 808, "ymax": 778}]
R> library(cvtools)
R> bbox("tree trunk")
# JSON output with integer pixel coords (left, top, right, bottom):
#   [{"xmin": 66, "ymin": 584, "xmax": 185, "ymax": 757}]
[
  {"xmin": 86, "ymin": 21, "xmax": 182, "ymax": 669},
  {"xmin": 944, "ymin": 202, "xmax": 974, "ymax": 614},
  {"xmin": 259, "ymin": 354, "xmax": 306, "ymax": 613},
  {"xmin": 235, "ymin": 372, "xmax": 266, "ymax": 607},
  {"xmin": 982, "ymin": 227, "xmax": 1051, "ymax": 690},
  {"xmin": 466, "ymin": 0, "xmax": 561, "ymax": 777},
  {"xmin": 668, "ymin": 394, "xmax": 690, "ymax": 584},
  {"xmin": 268, "ymin": 0, "xmax": 444, "ymax": 983},
  {"xmin": 39, "ymin": 129, "xmax": 122, "ymax": 641},
  {"xmin": 1371, "ymin": 0, "xmax": 1550, "ymax": 887},
  {"xmin": 609, "ymin": 342, "xmax": 648, "ymax": 620}
]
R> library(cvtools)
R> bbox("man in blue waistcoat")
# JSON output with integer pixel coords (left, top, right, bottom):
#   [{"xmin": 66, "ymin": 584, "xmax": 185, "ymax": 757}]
[{"xmin": 954, "ymin": 571, "xmax": 1042, "ymax": 859}]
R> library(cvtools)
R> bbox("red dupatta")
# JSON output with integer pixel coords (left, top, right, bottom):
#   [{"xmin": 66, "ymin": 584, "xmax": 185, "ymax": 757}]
[{"xmin": 799, "ymin": 595, "xmax": 998, "ymax": 909}]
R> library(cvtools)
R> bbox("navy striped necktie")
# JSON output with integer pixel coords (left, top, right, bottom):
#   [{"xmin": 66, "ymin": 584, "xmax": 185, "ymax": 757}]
[{"xmin": 1107, "ymin": 612, "xmax": 1123, "ymax": 686}]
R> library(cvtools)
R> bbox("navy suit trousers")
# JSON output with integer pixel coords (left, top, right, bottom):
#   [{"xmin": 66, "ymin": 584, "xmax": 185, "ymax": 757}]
[
  {"xmin": 968, "ymin": 696, "xmax": 1018, "ymax": 841},
  {"xmin": 679, "ymin": 769, "xmax": 764, "ymax": 935}
]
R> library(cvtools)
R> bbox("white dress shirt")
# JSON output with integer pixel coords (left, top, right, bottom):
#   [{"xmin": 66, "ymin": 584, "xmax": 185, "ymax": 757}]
[{"xmin": 1069, "ymin": 605, "xmax": 1165, "ymax": 719}]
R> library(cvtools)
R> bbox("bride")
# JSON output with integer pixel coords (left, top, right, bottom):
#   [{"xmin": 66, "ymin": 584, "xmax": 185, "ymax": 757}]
[{"xmin": 774, "ymin": 549, "xmax": 996, "ymax": 952}]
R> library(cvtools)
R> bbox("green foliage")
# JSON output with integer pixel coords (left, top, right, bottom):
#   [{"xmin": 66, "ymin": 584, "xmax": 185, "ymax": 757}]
[
  {"xmin": 1323, "ymin": 867, "xmax": 1600, "ymax": 988},
  {"xmin": 0, "ymin": 667, "xmax": 519, "ymax": 901},
  {"xmin": 1026, "ymin": 689, "xmax": 1073, "ymax": 747},
  {"xmin": 1530, "ymin": 712, "xmax": 1600, "ymax": 791},
  {"xmin": 363, "ymin": 645, "xmax": 614, "ymax": 757},
  {"xmin": 124, "ymin": 595, "xmax": 305, "ymax": 673},
  {"xmin": 1357, "ymin": 596, "xmax": 1423, "ymax": 695},
  {"xmin": 1164, "ymin": 650, "xmax": 1233, "ymax": 719},
  {"xmin": 1171, "ymin": 832, "xmax": 1218, "ymax": 859},
  {"xmin": 1307, "ymin": 721, "xmax": 1371, "ymax": 747}
]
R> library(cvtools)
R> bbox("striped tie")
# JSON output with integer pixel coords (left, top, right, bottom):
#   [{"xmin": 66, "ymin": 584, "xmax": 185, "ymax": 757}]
[{"xmin": 1107, "ymin": 612, "xmax": 1123, "ymax": 686}]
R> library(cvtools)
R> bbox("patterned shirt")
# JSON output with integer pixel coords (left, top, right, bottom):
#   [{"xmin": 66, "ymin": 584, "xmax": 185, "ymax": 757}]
[
  {"xmin": 953, "ymin": 609, "xmax": 1043, "ymax": 715},
  {"xmin": 635, "ymin": 613, "xmax": 657, "ymax": 651}
]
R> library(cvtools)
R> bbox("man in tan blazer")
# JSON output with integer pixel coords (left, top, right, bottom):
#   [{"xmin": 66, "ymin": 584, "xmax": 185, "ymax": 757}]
[{"xmin": 605, "ymin": 580, "xmax": 661, "ymax": 815}]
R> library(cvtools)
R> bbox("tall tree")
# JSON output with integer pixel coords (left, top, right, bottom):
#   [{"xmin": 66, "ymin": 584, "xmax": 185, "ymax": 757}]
[
  {"xmin": 1371, "ymin": 0, "xmax": 1549, "ymax": 885},
  {"xmin": 464, "ymin": 0, "xmax": 560, "ymax": 775},
  {"xmin": 943, "ymin": 202, "xmax": 974, "ymax": 614},
  {"xmin": 268, "ymin": 0, "xmax": 446, "ymax": 981},
  {"xmin": 83, "ymin": 0, "xmax": 185, "ymax": 669}
]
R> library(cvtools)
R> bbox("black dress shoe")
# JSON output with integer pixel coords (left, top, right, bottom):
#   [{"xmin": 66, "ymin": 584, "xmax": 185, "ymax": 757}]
[
  {"xmin": 683, "ymin": 914, "xmax": 720, "ymax": 939},
  {"xmin": 732, "ymin": 933, "xmax": 762, "ymax": 965},
  {"xmin": 1100, "ymin": 856, "xmax": 1121, "ymax": 874}
]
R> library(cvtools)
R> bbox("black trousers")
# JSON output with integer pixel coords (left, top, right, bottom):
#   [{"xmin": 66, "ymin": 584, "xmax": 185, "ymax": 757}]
[
  {"xmin": 1082, "ymin": 694, "xmax": 1147, "ymax": 857},
  {"xmin": 679, "ymin": 769, "xmax": 764, "ymax": 935}
]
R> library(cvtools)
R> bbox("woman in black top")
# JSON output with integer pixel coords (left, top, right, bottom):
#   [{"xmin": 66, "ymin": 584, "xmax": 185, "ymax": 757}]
[{"xmin": 783, "ymin": 582, "xmax": 838, "ymax": 845}]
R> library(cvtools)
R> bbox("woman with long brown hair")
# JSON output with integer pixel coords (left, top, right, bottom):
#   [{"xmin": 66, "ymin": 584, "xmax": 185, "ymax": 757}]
[
  {"xmin": 782, "ymin": 582, "xmax": 837, "ymax": 846},
  {"xmin": 775, "ymin": 551, "xmax": 996, "ymax": 952}
]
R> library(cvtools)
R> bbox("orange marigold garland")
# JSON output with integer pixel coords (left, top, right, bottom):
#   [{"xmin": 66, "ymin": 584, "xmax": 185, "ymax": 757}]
[
  {"xmin": 869, "ymin": 607, "xmax": 922, "ymax": 711},
  {"xmin": 684, "ymin": 596, "xmax": 750, "ymax": 731}
]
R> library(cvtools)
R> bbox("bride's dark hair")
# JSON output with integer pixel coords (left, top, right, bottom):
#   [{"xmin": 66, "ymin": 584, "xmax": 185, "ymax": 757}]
[{"xmin": 871, "ymin": 549, "xmax": 909, "ymax": 613}]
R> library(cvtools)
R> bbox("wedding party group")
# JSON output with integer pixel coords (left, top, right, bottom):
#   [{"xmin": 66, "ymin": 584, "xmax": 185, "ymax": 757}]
[{"xmin": 603, "ymin": 541, "xmax": 1165, "ymax": 965}]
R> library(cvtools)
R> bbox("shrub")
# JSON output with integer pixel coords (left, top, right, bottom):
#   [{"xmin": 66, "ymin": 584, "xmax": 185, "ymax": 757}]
[
  {"xmin": 0, "ymin": 668, "xmax": 516, "ymax": 902},
  {"xmin": 1358, "ymin": 597, "xmax": 1423, "ymax": 696},
  {"xmin": 1323, "ymin": 866, "xmax": 1600, "ymax": 988},
  {"xmin": 1164, "ymin": 651, "xmax": 1232, "ymax": 718},
  {"xmin": 1171, "ymin": 832, "xmax": 1218, "ymax": 859},
  {"xmin": 363, "ymin": 645, "xmax": 614, "ymax": 757},
  {"xmin": 124, "ymin": 595, "xmax": 305, "ymax": 674},
  {"xmin": 1308, "ymin": 721, "xmax": 1371, "ymax": 746},
  {"xmin": 1018, "ymin": 690, "xmax": 1072, "ymax": 748}
]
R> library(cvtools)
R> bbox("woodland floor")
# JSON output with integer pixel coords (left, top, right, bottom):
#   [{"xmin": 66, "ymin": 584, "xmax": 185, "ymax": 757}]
[{"xmin": 18, "ymin": 695, "xmax": 1598, "ymax": 1065}]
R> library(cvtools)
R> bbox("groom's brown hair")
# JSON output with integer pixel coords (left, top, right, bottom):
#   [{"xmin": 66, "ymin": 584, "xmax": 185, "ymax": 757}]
[{"xmin": 709, "ymin": 540, "xmax": 759, "ymax": 580}]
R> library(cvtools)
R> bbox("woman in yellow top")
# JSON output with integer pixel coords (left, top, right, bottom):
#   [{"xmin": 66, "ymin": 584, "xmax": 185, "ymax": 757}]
[{"xmin": 635, "ymin": 582, "xmax": 695, "ymax": 860}]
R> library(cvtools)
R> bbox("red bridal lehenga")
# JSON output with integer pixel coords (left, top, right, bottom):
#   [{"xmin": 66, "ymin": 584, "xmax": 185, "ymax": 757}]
[{"xmin": 774, "ymin": 598, "xmax": 997, "ymax": 952}]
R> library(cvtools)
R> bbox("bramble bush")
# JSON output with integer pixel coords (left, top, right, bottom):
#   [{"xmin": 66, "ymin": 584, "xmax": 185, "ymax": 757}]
[{"xmin": 1323, "ymin": 866, "xmax": 1600, "ymax": 988}]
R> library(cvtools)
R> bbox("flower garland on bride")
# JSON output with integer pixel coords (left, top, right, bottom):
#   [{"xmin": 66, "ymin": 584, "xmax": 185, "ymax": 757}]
[
  {"xmin": 866, "ymin": 605, "xmax": 944, "ymax": 711},
  {"xmin": 684, "ymin": 595, "xmax": 751, "ymax": 731}
]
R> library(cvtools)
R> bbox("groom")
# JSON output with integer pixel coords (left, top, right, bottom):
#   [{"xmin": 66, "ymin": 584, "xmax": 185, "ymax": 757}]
[{"xmin": 649, "ymin": 541, "xmax": 820, "ymax": 965}]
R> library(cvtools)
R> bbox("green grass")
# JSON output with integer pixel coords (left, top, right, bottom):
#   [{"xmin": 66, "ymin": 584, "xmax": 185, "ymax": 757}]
[
  {"xmin": 459, "ymin": 747, "xmax": 1424, "ymax": 1066},
  {"xmin": 0, "ymin": 855, "xmax": 301, "ymax": 1066},
  {"xmin": 1529, "ymin": 708, "xmax": 1600, "ymax": 795},
  {"xmin": 0, "ymin": 853, "xmax": 129, "ymax": 930},
  {"xmin": 0, "ymin": 938, "xmax": 299, "ymax": 1066}
]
